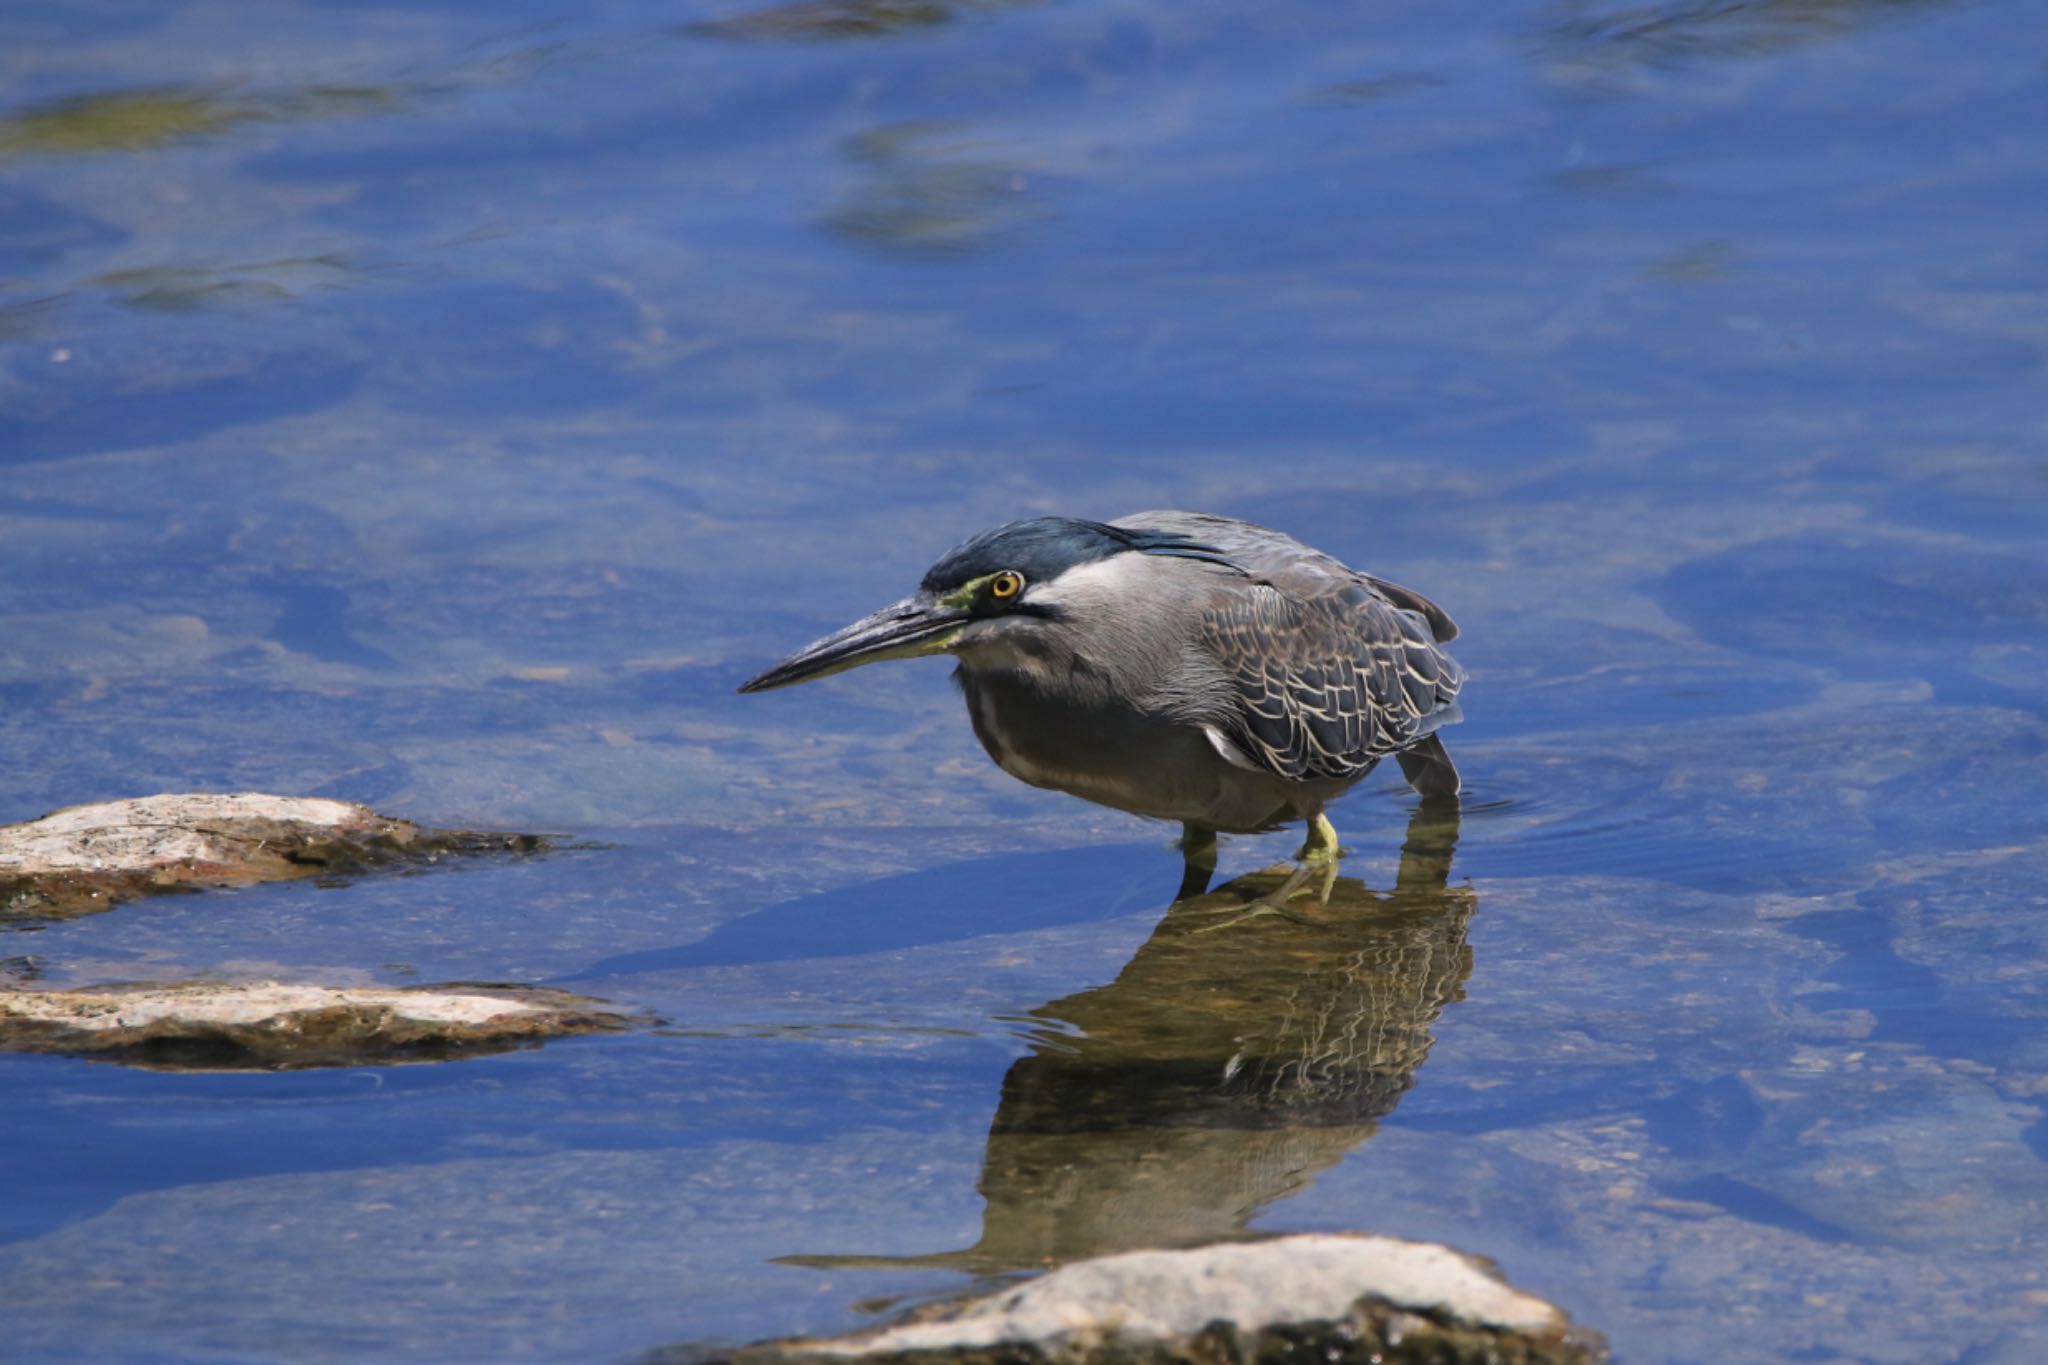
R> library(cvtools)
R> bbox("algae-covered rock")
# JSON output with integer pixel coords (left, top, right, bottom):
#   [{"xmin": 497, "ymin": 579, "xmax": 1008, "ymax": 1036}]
[
  {"xmin": 0, "ymin": 792, "xmax": 545, "ymax": 920},
  {"xmin": 0, "ymin": 979, "xmax": 631, "ymax": 1069},
  {"xmin": 684, "ymin": 1233, "xmax": 1602, "ymax": 1365}
]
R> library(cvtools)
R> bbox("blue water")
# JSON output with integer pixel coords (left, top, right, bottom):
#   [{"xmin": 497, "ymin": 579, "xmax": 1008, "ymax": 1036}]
[{"xmin": 3, "ymin": 1, "xmax": 2046, "ymax": 1360}]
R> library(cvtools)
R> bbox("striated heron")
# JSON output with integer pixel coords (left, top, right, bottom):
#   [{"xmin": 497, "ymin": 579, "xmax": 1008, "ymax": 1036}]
[{"xmin": 739, "ymin": 511, "xmax": 1465, "ymax": 903}]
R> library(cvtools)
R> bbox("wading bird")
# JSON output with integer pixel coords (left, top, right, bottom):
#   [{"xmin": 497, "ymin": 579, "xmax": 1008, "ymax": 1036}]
[{"xmin": 739, "ymin": 512, "xmax": 1465, "ymax": 903}]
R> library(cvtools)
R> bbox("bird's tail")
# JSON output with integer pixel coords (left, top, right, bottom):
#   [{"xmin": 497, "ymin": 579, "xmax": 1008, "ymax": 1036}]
[{"xmin": 1396, "ymin": 733, "xmax": 1461, "ymax": 799}]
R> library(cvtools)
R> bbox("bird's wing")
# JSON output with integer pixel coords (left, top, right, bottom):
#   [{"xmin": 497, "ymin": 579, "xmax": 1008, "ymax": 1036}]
[{"xmin": 1197, "ymin": 569, "xmax": 1465, "ymax": 783}]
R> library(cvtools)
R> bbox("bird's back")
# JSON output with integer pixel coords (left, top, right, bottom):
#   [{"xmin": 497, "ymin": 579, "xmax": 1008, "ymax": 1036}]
[{"xmin": 1113, "ymin": 511, "xmax": 1458, "ymax": 641}]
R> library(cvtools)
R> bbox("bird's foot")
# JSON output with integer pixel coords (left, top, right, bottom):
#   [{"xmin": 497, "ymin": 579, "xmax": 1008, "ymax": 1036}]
[
  {"xmin": 1189, "ymin": 874, "xmax": 1328, "ymax": 933},
  {"xmin": 1192, "ymin": 902, "xmax": 1322, "ymax": 933},
  {"xmin": 1192, "ymin": 814, "xmax": 1342, "ymax": 932}
]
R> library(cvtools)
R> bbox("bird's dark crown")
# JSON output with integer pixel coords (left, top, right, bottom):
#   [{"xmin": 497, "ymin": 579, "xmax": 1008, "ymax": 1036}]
[{"xmin": 919, "ymin": 517, "xmax": 1236, "ymax": 594}]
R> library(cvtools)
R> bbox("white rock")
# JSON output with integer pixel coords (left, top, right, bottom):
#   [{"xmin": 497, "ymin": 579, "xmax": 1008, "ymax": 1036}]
[
  {"xmin": 755, "ymin": 1233, "xmax": 1593, "ymax": 1362},
  {"xmin": 1, "ymin": 981, "xmax": 550, "ymax": 1032},
  {"xmin": 0, "ymin": 791, "xmax": 539, "ymax": 920},
  {"xmin": 0, "ymin": 979, "xmax": 630, "ymax": 1068},
  {"xmin": 0, "ymin": 793, "xmax": 373, "ymax": 874}
]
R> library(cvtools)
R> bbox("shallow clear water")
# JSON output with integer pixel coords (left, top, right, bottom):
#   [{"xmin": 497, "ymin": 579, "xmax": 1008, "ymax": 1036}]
[{"xmin": 2, "ymin": 1, "xmax": 2046, "ymax": 1360}]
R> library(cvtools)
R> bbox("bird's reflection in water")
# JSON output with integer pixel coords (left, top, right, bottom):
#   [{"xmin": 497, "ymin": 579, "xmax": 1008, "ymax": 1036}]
[{"xmin": 784, "ymin": 801, "xmax": 1472, "ymax": 1276}]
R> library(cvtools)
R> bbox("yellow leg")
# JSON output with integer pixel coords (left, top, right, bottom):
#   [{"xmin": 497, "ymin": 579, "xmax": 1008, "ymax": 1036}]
[
  {"xmin": 1296, "ymin": 811, "xmax": 1340, "ymax": 889},
  {"xmin": 1262, "ymin": 810, "xmax": 1341, "ymax": 908},
  {"xmin": 1194, "ymin": 812, "xmax": 1343, "ymax": 932}
]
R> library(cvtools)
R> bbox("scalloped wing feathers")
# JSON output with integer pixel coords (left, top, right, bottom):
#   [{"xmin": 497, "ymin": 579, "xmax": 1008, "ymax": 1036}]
[
  {"xmin": 1198, "ymin": 574, "xmax": 1465, "ymax": 783},
  {"xmin": 1105, "ymin": 512, "xmax": 1463, "ymax": 787}
]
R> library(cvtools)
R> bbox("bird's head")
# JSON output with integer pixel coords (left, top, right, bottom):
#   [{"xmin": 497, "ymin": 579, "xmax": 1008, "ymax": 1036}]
[{"xmin": 737, "ymin": 516, "xmax": 1237, "ymax": 693}]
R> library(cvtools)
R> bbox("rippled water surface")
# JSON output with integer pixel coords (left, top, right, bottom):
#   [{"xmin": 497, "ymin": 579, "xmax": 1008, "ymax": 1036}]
[{"xmin": 3, "ymin": 1, "xmax": 2046, "ymax": 1361}]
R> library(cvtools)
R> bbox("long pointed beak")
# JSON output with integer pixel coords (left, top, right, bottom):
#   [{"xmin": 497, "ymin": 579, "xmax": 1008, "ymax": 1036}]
[{"xmin": 737, "ymin": 593, "xmax": 968, "ymax": 693}]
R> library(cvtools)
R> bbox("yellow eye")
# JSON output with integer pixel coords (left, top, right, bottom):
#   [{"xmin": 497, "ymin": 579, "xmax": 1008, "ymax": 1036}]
[{"xmin": 989, "ymin": 570, "xmax": 1025, "ymax": 600}]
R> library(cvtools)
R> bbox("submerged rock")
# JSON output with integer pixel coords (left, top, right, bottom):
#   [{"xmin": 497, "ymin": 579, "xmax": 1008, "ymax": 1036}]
[
  {"xmin": 0, "ymin": 979, "xmax": 631, "ymax": 1069},
  {"xmin": 695, "ymin": 1233, "xmax": 1602, "ymax": 1365},
  {"xmin": 0, "ymin": 792, "xmax": 545, "ymax": 920}
]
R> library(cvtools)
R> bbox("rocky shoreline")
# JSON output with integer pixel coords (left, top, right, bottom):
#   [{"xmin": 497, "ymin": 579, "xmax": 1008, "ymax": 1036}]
[{"xmin": 2, "ymin": 791, "xmax": 1603, "ymax": 1361}]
